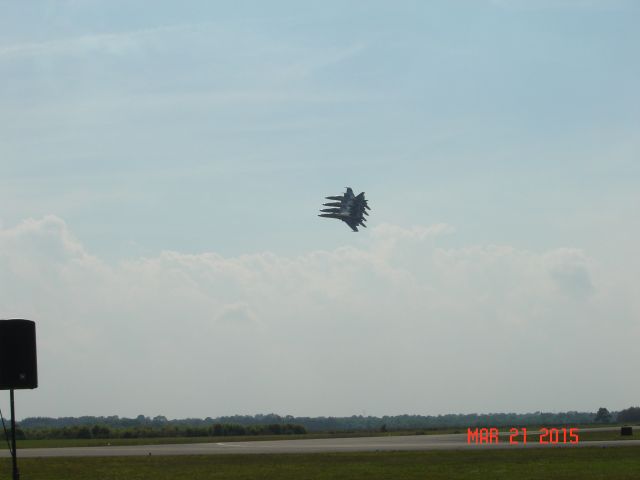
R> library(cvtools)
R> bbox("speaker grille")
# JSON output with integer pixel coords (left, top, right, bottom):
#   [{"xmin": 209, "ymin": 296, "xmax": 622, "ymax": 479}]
[{"xmin": 0, "ymin": 319, "xmax": 38, "ymax": 390}]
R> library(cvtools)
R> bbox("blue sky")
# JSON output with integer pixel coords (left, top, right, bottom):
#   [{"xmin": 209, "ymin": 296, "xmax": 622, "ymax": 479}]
[{"xmin": 1, "ymin": 1, "xmax": 639, "ymax": 417}]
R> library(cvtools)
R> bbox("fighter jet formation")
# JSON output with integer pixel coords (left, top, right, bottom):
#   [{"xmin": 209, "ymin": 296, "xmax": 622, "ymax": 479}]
[{"xmin": 319, "ymin": 187, "xmax": 370, "ymax": 232}]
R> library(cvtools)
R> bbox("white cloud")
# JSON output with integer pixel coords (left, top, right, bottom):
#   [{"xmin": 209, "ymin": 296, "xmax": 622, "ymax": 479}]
[
  {"xmin": 372, "ymin": 222, "xmax": 454, "ymax": 241},
  {"xmin": 0, "ymin": 24, "xmax": 193, "ymax": 60},
  {"xmin": 0, "ymin": 216, "xmax": 637, "ymax": 418},
  {"xmin": 217, "ymin": 303, "xmax": 258, "ymax": 325}
]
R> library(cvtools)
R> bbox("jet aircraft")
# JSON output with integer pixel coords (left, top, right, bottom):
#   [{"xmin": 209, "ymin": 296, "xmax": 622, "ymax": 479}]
[{"xmin": 319, "ymin": 187, "xmax": 370, "ymax": 232}]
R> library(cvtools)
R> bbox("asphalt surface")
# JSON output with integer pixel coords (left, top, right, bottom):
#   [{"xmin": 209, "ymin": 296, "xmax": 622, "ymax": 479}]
[{"xmin": 1, "ymin": 430, "xmax": 640, "ymax": 458}]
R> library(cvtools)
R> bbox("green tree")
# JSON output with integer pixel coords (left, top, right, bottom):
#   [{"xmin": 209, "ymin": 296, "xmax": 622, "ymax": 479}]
[
  {"xmin": 76, "ymin": 426, "xmax": 92, "ymax": 439},
  {"xmin": 91, "ymin": 425, "xmax": 111, "ymax": 438},
  {"xmin": 617, "ymin": 407, "xmax": 640, "ymax": 423},
  {"xmin": 595, "ymin": 407, "xmax": 611, "ymax": 423}
]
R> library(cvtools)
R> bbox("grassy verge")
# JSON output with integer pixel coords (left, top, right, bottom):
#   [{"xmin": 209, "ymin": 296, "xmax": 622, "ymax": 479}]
[
  {"xmin": 578, "ymin": 430, "xmax": 640, "ymax": 441},
  {"xmin": 3, "ymin": 426, "xmax": 636, "ymax": 449},
  {"xmin": 0, "ymin": 429, "xmax": 463, "ymax": 449},
  {"xmin": 1, "ymin": 446, "xmax": 640, "ymax": 480},
  {"xmin": 506, "ymin": 428, "xmax": 640, "ymax": 444}
]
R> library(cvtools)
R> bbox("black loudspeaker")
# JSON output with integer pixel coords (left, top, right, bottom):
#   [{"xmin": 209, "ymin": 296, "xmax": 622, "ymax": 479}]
[{"xmin": 0, "ymin": 319, "xmax": 38, "ymax": 390}]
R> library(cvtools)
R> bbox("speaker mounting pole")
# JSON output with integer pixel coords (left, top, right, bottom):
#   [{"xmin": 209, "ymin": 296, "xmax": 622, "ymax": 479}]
[
  {"xmin": 10, "ymin": 389, "xmax": 19, "ymax": 480},
  {"xmin": 0, "ymin": 319, "xmax": 37, "ymax": 480}
]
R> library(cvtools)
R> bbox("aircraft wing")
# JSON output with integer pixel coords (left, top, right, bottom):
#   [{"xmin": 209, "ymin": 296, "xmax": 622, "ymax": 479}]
[{"xmin": 344, "ymin": 217, "xmax": 359, "ymax": 232}]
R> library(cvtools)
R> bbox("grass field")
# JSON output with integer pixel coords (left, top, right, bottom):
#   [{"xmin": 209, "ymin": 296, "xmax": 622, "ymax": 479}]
[
  {"xmin": 1, "ymin": 446, "xmax": 639, "ymax": 479},
  {"xmin": 579, "ymin": 429, "xmax": 640, "ymax": 441},
  {"xmin": 0, "ymin": 429, "xmax": 460, "ymax": 449},
  {"xmin": 1, "ymin": 426, "xmax": 636, "ymax": 449},
  {"xmin": 505, "ymin": 427, "xmax": 640, "ymax": 444}
]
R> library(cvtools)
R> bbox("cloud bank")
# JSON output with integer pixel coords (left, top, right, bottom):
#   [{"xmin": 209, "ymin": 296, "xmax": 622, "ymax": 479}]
[{"xmin": 1, "ymin": 216, "xmax": 637, "ymax": 418}]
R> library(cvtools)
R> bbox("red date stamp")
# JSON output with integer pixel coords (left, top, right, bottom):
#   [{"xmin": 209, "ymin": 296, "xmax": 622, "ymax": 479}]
[{"xmin": 467, "ymin": 427, "xmax": 579, "ymax": 445}]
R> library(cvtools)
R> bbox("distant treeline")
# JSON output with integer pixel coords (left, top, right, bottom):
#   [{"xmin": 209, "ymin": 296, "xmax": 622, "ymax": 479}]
[
  {"xmin": 617, "ymin": 407, "xmax": 640, "ymax": 423},
  {"xmin": 18, "ymin": 407, "xmax": 640, "ymax": 438},
  {"xmin": 12, "ymin": 423, "xmax": 306, "ymax": 441}
]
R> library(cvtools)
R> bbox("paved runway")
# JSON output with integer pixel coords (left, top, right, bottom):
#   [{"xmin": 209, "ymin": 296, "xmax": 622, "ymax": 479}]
[{"xmin": 1, "ymin": 431, "xmax": 640, "ymax": 458}]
